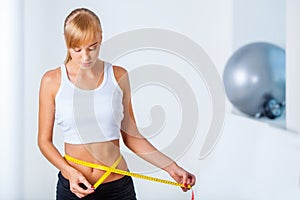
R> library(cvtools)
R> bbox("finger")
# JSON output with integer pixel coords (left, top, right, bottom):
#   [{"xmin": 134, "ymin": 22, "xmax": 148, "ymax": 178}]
[
  {"xmin": 183, "ymin": 173, "xmax": 196, "ymax": 191},
  {"xmin": 181, "ymin": 187, "xmax": 188, "ymax": 192},
  {"xmin": 188, "ymin": 174, "xmax": 196, "ymax": 186},
  {"xmin": 77, "ymin": 184, "xmax": 95, "ymax": 195},
  {"xmin": 71, "ymin": 183, "xmax": 94, "ymax": 197},
  {"xmin": 179, "ymin": 174, "xmax": 189, "ymax": 192},
  {"xmin": 81, "ymin": 179, "xmax": 95, "ymax": 191},
  {"xmin": 181, "ymin": 172, "xmax": 188, "ymax": 184},
  {"xmin": 75, "ymin": 193, "xmax": 84, "ymax": 199}
]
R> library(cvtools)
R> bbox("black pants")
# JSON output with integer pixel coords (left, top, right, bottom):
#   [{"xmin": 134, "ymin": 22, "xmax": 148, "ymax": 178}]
[{"xmin": 56, "ymin": 172, "xmax": 137, "ymax": 200}]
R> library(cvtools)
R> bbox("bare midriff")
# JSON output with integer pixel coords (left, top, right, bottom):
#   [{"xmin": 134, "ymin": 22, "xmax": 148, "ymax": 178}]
[{"xmin": 63, "ymin": 139, "xmax": 128, "ymax": 184}]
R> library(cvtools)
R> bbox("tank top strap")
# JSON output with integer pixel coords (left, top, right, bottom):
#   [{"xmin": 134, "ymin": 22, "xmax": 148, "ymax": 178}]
[
  {"xmin": 105, "ymin": 62, "xmax": 120, "ymax": 88},
  {"xmin": 105, "ymin": 62, "xmax": 113, "ymax": 79},
  {"xmin": 60, "ymin": 64, "xmax": 68, "ymax": 83}
]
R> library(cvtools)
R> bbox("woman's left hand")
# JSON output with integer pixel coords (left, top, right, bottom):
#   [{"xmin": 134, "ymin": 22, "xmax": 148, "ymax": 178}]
[{"xmin": 167, "ymin": 163, "xmax": 196, "ymax": 192}]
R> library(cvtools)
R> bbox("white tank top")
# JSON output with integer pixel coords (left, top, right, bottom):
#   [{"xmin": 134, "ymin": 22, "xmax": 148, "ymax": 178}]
[{"xmin": 55, "ymin": 62, "xmax": 124, "ymax": 144}]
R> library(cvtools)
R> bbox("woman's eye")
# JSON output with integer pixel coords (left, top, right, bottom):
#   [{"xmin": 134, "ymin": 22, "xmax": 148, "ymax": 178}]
[
  {"xmin": 73, "ymin": 48, "xmax": 81, "ymax": 52},
  {"xmin": 88, "ymin": 46, "xmax": 97, "ymax": 51}
]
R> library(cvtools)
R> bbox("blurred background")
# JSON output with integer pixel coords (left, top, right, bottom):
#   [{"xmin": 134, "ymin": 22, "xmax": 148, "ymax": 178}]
[{"xmin": 1, "ymin": 0, "xmax": 300, "ymax": 199}]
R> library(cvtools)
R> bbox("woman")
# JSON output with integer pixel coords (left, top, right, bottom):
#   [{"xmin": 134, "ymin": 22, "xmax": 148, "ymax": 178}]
[{"xmin": 38, "ymin": 7, "xmax": 196, "ymax": 199}]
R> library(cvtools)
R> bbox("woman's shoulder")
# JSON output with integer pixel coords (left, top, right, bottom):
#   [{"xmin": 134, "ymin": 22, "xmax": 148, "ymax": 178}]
[
  {"xmin": 40, "ymin": 66, "xmax": 61, "ymax": 95},
  {"xmin": 112, "ymin": 65, "xmax": 128, "ymax": 81},
  {"xmin": 41, "ymin": 67, "xmax": 60, "ymax": 84}
]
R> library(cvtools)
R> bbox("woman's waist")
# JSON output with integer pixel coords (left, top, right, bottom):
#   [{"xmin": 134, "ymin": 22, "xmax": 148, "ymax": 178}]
[
  {"xmin": 66, "ymin": 159, "xmax": 128, "ymax": 184},
  {"xmin": 64, "ymin": 140, "xmax": 128, "ymax": 184}
]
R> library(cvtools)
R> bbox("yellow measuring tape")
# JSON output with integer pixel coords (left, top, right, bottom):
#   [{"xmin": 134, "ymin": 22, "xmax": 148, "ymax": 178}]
[{"xmin": 64, "ymin": 154, "xmax": 192, "ymax": 189}]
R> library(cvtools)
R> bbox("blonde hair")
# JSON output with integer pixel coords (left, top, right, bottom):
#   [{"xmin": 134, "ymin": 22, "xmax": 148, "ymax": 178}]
[{"xmin": 63, "ymin": 8, "xmax": 102, "ymax": 64}]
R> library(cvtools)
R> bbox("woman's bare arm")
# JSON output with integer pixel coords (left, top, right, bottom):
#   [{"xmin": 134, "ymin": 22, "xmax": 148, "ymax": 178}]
[
  {"xmin": 114, "ymin": 66, "xmax": 196, "ymax": 190},
  {"xmin": 37, "ymin": 69, "xmax": 94, "ymax": 198}
]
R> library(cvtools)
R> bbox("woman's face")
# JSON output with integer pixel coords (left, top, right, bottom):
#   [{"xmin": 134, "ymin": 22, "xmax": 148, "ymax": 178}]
[{"xmin": 68, "ymin": 34, "xmax": 102, "ymax": 69}]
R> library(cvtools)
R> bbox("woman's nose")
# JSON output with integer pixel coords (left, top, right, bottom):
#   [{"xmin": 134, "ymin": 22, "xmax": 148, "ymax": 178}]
[{"xmin": 82, "ymin": 50, "xmax": 90, "ymax": 60}]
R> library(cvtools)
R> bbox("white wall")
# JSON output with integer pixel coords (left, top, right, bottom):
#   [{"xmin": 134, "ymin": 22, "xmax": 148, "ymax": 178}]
[
  {"xmin": 286, "ymin": 0, "xmax": 300, "ymax": 133},
  {"xmin": 0, "ymin": 0, "xmax": 24, "ymax": 199},
  {"xmin": 233, "ymin": 0, "xmax": 285, "ymax": 50},
  {"xmin": 198, "ymin": 114, "xmax": 300, "ymax": 200},
  {"xmin": 24, "ymin": 0, "xmax": 232, "ymax": 199}
]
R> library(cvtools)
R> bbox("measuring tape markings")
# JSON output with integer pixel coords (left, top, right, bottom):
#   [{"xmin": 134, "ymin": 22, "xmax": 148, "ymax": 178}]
[{"xmin": 64, "ymin": 154, "xmax": 192, "ymax": 189}]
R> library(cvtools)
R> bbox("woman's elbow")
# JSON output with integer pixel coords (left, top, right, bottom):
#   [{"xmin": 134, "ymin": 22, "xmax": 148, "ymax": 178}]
[{"xmin": 37, "ymin": 133, "xmax": 51, "ymax": 151}]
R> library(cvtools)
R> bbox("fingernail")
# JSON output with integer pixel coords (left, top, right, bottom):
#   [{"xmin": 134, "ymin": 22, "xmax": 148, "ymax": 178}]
[
  {"xmin": 91, "ymin": 185, "xmax": 95, "ymax": 190},
  {"xmin": 184, "ymin": 183, "xmax": 188, "ymax": 187}
]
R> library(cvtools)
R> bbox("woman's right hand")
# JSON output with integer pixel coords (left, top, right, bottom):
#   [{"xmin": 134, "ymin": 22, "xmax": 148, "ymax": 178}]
[{"xmin": 64, "ymin": 168, "xmax": 95, "ymax": 198}]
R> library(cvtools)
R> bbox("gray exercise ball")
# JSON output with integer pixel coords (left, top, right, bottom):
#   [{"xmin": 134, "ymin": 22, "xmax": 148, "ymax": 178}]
[{"xmin": 223, "ymin": 42, "xmax": 285, "ymax": 119}]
